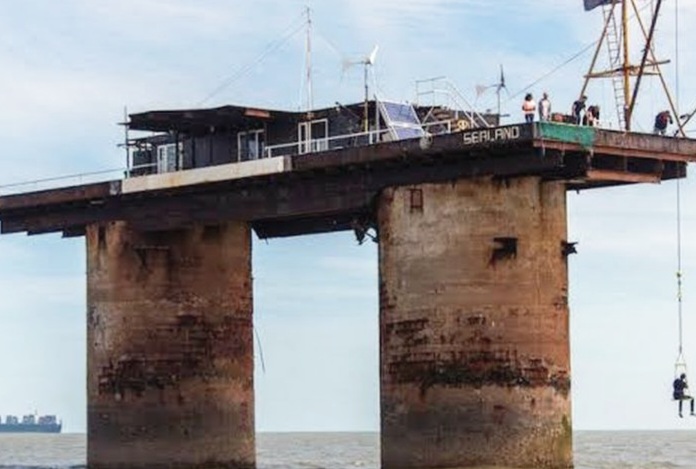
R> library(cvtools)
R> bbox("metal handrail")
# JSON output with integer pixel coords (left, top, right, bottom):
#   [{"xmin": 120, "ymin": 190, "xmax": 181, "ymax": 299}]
[
  {"xmin": 0, "ymin": 116, "xmax": 465, "ymax": 197},
  {"xmin": 422, "ymin": 120, "xmax": 452, "ymax": 134},
  {"xmin": 0, "ymin": 168, "xmax": 127, "ymax": 196},
  {"xmin": 264, "ymin": 128, "xmax": 392, "ymax": 158},
  {"xmin": 415, "ymin": 77, "xmax": 492, "ymax": 128}
]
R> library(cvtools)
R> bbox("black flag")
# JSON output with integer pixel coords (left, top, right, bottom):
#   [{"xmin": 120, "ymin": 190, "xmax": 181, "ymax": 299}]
[{"xmin": 584, "ymin": 0, "xmax": 619, "ymax": 11}]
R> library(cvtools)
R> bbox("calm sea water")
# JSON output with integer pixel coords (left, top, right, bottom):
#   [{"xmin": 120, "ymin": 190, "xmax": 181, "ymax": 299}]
[{"xmin": 0, "ymin": 431, "xmax": 694, "ymax": 468}]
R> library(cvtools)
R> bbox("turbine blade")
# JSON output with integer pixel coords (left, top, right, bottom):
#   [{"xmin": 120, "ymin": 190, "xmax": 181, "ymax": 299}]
[{"xmin": 368, "ymin": 45, "xmax": 379, "ymax": 65}]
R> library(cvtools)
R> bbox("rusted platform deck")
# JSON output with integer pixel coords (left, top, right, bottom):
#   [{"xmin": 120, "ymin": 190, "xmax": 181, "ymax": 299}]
[{"xmin": 1, "ymin": 122, "xmax": 695, "ymax": 238}]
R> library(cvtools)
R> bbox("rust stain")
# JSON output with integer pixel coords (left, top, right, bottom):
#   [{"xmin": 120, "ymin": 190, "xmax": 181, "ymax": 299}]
[
  {"xmin": 87, "ymin": 222, "xmax": 255, "ymax": 467},
  {"xmin": 378, "ymin": 180, "xmax": 572, "ymax": 468},
  {"xmin": 466, "ymin": 314, "xmax": 487, "ymax": 326},
  {"xmin": 97, "ymin": 312, "xmax": 251, "ymax": 399},
  {"xmin": 388, "ymin": 351, "xmax": 568, "ymax": 396}
]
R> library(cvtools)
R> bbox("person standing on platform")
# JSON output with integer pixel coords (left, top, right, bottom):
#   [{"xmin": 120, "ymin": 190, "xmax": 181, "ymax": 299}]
[
  {"xmin": 583, "ymin": 105, "xmax": 600, "ymax": 127},
  {"xmin": 538, "ymin": 92, "xmax": 552, "ymax": 121},
  {"xmin": 590, "ymin": 105, "xmax": 600, "ymax": 126},
  {"xmin": 654, "ymin": 110, "xmax": 673, "ymax": 136},
  {"xmin": 572, "ymin": 95, "xmax": 588, "ymax": 124},
  {"xmin": 522, "ymin": 93, "xmax": 536, "ymax": 123}
]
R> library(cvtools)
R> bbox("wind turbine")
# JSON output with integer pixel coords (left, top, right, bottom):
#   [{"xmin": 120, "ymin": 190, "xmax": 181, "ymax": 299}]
[
  {"xmin": 343, "ymin": 45, "xmax": 380, "ymax": 132},
  {"xmin": 495, "ymin": 65, "xmax": 508, "ymax": 118},
  {"xmin": 475, "ymin": 65, "xmax": 509, "ymax": 120}
]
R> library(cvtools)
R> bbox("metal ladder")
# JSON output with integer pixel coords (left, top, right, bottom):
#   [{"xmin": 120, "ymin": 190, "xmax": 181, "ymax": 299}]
[{"xmin": 603, "ymin": 4, "xmax": 627, "ymax": 130}]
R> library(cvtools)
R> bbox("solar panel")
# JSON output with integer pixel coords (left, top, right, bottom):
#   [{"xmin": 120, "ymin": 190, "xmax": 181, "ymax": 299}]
[
  {"xmin": 382, "ymin": 102, "xmax": 421, "ymax": 126},
  {"xmin": 378, "ymin": 100, "xmax": 425, "ymax": 141}
]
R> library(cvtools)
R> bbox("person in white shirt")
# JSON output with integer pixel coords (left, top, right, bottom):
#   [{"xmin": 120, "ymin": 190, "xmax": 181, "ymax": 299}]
[
  {"xmin": 538, "ymin": 92, "xmax": 551, "ymax": 121},
  {"xmin": 522, "ymin": 93, "xmax": 536, "ymax": 123}
]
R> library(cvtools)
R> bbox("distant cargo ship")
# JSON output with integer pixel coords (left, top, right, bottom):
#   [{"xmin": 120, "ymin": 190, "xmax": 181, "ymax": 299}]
[{"xmin": 0, "ymin": 414, "xmax": 62, "ymax": 433}]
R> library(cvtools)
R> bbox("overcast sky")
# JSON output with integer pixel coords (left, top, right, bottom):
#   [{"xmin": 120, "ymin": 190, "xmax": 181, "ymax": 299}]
[{"xmin": 0, "ymin": 0, "xmax": 696, "ymax": 434}]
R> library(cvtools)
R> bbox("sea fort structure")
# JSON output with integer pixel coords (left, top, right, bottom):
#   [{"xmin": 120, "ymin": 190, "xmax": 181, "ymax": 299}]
[{"xmin": 1, "ymin": 98, "xmax": 695, "ymax": 468}]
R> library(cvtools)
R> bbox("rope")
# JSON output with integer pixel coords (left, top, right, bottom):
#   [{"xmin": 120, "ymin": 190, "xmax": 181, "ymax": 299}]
[
  {"xmin": 254, "ymin": 327, "xmax": 267, "ymax": 374},
  {"xmin": 675, "ymin": 0, "xmax": 680, "ymax": 115},
  {"xmin": 673, "ymin": 0, "xmax": 686, "ymax": 377},
  {"xmin": 507, "ymin": 1, "xmax": 653, "ymax": 102},
  {"xmin": 197, "ymin": 14, "xmax": 306, "ymax": 107},
  {"xmin": 506, "ymin": 43, "xmax": 596, "ymax": 101},
  {"xmin": 675, "ymin": 175, "xmax": 686, "ymax": 374}
]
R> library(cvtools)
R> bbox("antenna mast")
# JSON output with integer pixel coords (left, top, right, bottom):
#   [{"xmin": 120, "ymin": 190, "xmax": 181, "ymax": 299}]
[
  {"xmin": 621, "ymin": 0, "xmax": 630, "ymax": 128},
  {"xmin": 496, "ymin": 65, "xmax": 505, "ymax": 118},
  {"xmin": 580, "ymin": 0, "xmax": 683, "ymax": 135},
  {"xmin": 305, "ymin": 6, "xmax": 313, "ymax": 112}
]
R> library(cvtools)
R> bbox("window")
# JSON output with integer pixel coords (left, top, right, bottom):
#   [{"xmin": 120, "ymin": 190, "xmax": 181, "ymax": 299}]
[
  {"xmin": 156, "ymin": 143, "xmax": 181, "ymax": 173},
  {"xmin": 298, "ymin": 119, "xmax": 328, "ymax": 154},
  {"xmin": 237, "ymin": 129, "xmax": 265, "ymax": 161}
]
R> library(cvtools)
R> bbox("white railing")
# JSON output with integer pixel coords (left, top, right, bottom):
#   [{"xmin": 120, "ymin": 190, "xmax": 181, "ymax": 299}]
[
  {"xmin": 422, "ymin": 120, "xmax": 452, "ymax": 135},
  {"xmin": 264, "ymin": 128, "xmax": 392, "ymax": 159},
  {"xmin": 126, "ymin": 162, "xmax": 164, "ymax": 176},
  {"xmin": 264, "ymin": 121, "xmax": 459, "ymax": 160},
  {"xmin": 415, "ymin": 76, "xmax": 493, "ymax": 129},
  {"xmin": 0, "ymin": 116, "xmax": 468, "ymax": 196}
]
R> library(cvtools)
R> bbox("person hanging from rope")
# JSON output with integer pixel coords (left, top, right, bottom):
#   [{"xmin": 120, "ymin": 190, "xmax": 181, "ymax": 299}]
[{"xmin": 672, "ymin": 373, "xmax": 695, "ymax": 418}]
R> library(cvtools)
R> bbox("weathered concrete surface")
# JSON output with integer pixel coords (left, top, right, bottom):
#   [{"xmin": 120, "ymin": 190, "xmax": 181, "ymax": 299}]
[
  {"xmin": 121, "ymin": 156, "xmax": 291, "ymax": 194},
  {"xmin": 378, "ymin": 177, "xmax": 572, "ymax": 469},
  {"xmin": 87, "ymin": 222, "xmax": 254, "ymax": 469}
]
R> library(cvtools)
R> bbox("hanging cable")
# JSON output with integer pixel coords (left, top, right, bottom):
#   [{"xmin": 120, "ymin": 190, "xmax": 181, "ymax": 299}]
[
  {"xmin": 254, "ymin": 326, "xmax": 267, "ymax": 374},
  {"xmin": 507, "ymin": 1, "xmax": 654, "ymax": 103},
  {"xmin": 675, "ymin": 0, "xmax": 680, "ymax": 114},
  {"xmin": 677, "ymin": 176, "xmax": 683, "ymax": 351},
  {"xmin": 197, "ymin": 14, "xmax": 306, "ymax": 107},
  {"xmin": 314, "ymin": 24, "xmax": 347, "ymax": 60},
  {"xmin": 506, "ymin": 43, "xmax": 596, "ymax": 101},
  {"xmin": 675, "ymin": 174, "xmax": 687, "ymax": 376},
  {"xmin": 673, "ymin": 0, "xmax": 687, "ymax": 378}
]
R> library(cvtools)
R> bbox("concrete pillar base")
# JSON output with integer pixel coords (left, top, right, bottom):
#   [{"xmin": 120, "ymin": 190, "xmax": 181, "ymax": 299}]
[
  {"xmin": 379, "ymin": 177, "xmax": 572, "ymax": 469},
  {"xmin": 87, "ymin": 222, "xmax": 254, "ymax": 469}
]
